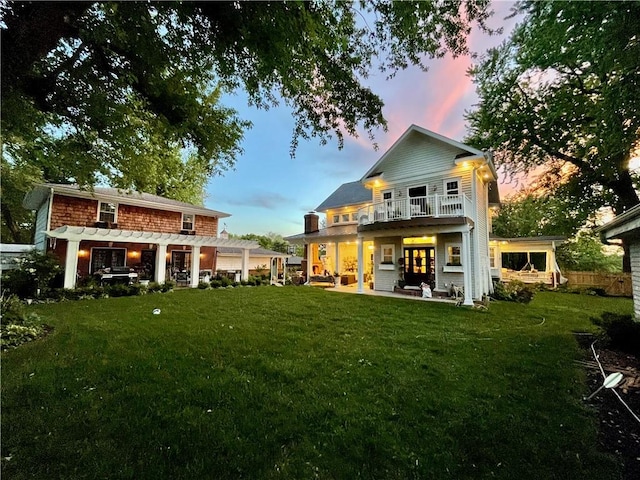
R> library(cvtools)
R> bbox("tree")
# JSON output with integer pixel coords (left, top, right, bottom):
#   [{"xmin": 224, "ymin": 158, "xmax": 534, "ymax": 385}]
[
  {"xmin": 556, "ymin": 232, "xmax": 622, "ymax": 273},
  {"xmin": 492, "ymin": 192, "xmax": 594, "ymax": 238},
  {"xmin": 1, "ymin": 1, "xmax": 496, "ymax": 242},
  {"xmin": 231, "ymin": 232, "xmax": 290, "ymax": 254},
  {"xmin": 466, "ymin": 1, "xmax": 640, "ymax": 270}
]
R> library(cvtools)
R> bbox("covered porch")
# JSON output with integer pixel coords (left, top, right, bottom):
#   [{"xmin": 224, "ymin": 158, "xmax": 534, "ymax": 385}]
[{"xmin": 44, "ymin": 225, "xmax": 259, "ymax": 289}]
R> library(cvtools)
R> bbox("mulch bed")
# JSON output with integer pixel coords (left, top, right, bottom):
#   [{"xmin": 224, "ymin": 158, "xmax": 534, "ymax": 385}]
[{"xmin": 576, "ymin": 334, "xmax": 640, "ymax": 480}]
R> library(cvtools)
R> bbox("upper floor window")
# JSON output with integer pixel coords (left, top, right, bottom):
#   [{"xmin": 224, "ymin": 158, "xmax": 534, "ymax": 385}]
[
  {"xmin": 182, "ymin": 213, "xmax": 194, "ymax": 231},
  {"xmin": 342, "ymin": 214, "xmax": 350, "ymax": 222},
  {"xmin": 444, "ymin": 179, "xmax": 460, "ymax": 195},
  {"xmin": 99, "ymin": 202, "xmax": 117, "ymax": 223},
  {"xmin": 351, "ymin": 212, "xmax": 358, "ymax": 222},
  {"xmin": 333, "ymin": 214, "xmax": 340, "ymax": 224}
]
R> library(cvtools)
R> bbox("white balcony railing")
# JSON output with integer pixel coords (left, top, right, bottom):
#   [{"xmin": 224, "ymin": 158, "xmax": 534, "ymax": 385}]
[{"xmin": 357, "ymin": 194, "xmax": 473, "ymax": 226}]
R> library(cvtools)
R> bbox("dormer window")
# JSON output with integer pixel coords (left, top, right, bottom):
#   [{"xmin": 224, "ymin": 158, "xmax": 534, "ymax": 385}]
[
  {"xmin": 182, "ymin": 213, "xmax": 194, "ymax": 231},
  {"xmin": 99, "ymin": 202, "xmax": 117, "ymax": 223}
]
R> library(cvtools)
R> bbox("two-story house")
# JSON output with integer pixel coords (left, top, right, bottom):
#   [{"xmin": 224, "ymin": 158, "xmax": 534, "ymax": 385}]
[
  {"xmin": 286, "ymin": 125, "xmax": 499, "ymax": 305},
  {"xmin": 22, "ymin": 183, "xmax": 258, "ymax": 289}
]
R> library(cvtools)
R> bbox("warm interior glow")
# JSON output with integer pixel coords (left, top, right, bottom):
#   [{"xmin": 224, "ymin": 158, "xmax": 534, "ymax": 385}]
[{"xmin": 403, "ymin": 236, "xmax": 435, "ymax": 245}]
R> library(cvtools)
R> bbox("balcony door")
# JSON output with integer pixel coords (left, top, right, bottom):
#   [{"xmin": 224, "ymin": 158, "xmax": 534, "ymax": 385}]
[{"xmin": 403, "ymin": 247, "xmax": 435, "ymax": 287}]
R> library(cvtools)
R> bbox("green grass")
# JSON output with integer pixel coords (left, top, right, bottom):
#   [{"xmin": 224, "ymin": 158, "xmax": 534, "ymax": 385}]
[{"xmin": 1, "ymin": 288, "xmax": 633, "ymax": 479}]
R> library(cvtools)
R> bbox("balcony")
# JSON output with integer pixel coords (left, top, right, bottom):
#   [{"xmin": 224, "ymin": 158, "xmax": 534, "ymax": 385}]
[{"xmin": 357, "ymin": 194, "xmax": 473, "ymax": 226}]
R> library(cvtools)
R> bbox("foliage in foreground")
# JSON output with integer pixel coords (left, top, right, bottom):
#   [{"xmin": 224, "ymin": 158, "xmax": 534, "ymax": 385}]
[
  {"xmin": 1, "ymin": 289, "xmax": 633, "ymax": 479},
  {"xmin": 491, "ymin": 280, "xmax": 535, "ymax": 303},
  {"xmin": 0, "ymin": 293, "xmax": 44, "ymax": 350},
  {"xmin": 591, "ymin": 311, "xmax": 640, "ymax": 355}
]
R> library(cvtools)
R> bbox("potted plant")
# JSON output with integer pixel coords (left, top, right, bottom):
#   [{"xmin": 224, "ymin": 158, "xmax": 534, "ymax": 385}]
[{"xmin": 333, "ymin": 272, "xmax": 341, "ymax": 286}]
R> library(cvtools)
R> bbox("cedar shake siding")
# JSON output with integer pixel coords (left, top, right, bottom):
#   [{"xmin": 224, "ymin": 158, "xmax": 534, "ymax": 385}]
[{"xmin": 50, "ymin": 194, "xmax": 218, "ymax": 235}]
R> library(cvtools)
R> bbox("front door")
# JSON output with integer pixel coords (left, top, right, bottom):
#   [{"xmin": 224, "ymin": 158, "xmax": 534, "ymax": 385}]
[{"xmin": 403, "ymin": 247, "xmax": 435, "ymax": 287}]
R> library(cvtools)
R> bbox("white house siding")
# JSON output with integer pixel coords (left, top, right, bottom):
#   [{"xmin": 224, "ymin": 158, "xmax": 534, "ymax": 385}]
[
  {"xmin": 216, "ymin": 255, "xmax": 272, "ymax": 272},
  {"xmin": 437, "ymin": 233, "xmax": 464, "ymax": 293},
  {"xmin": 473, "ymin": 171, "xmax": 491, "ymax": 298},
  {"xmin": 370, "ymin": 133, "xmax": 474, "ymax": 203},
  {"xmin": 34, "ymin": 201, "xmax": 50, "ymax": 251},
  {"xmin": 374, "ymin": 237, "xmax": 402, "ymax": 292},
  {"xmin": 631, "ymin": 241, "xmax": 640, "ymax": 319}
]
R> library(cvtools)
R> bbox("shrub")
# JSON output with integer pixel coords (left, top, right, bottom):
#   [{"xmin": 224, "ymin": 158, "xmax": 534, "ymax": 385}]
[
  {"xmin": 591, "ymin": 312, "xmax": 640, "ymax": 355},
  {"xmin": 161, "ymin": 280, "xmax": 175, "ymax": 292},
  {"xmin": 1, "ymin": 250, "xmax": 62, "ymax": 298},
  {"xmin": 210, "ymin": 280, "xmax": 223, "ymax": 288},
  {"xmin": 491, "ymin": 280, "xmax": 535, "ymax": 304},
  {"xmin": 197, "ymin": 281, "xmax": 209, "ymax": 289},
  {"xmin": 0, "ymin": 293, "xmax": 45, "ymax": 349}
]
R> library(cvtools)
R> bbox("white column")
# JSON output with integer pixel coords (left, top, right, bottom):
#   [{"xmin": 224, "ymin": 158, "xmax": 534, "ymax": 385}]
[
  {"xmin": 190, "ymin": 246, "xmax": 200, "ymax": 287},
  {"xmin": 357, "ymin": 237, "xmax": 364, "ymax": 293},
  {"xmin": 306, "ymin": 243, "xmax": 313, "ymax": 283},
  {"xmin": 155, "ymin": 244, "xmax": 167, "ymax": 284},
  {"xmin": 63, "ymin": 240, "xmax": 80, "ymax": 289},
  {"xmin": 462, "ymin": 228, "xmax": 473, "ymax": 305},
  {"xmin": 334, "ymin": 242, "xmax": 340, "ymax": 275},
  {"xmin": 241, "ymin": 248, "xmax": 250, "ymax": 281}
]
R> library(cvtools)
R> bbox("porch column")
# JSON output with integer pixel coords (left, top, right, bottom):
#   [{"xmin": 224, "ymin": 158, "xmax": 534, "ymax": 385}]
[
  {"xmin": 155, "ymin": 244, "xmax": 167, "ymax": 284},
  {"xmin": 241, "ymin": 248, "xmax": 250, "ymax": 281},
  {"xmin": 357, "ymin": 237, "xmax": 364, "ymax": 293},
  {"xmin": 63, "ymin": 239, "xmax": 80, "ymax": 289},
  {"xmin": 306, "ymin": 243, "xmax": 313, "ymax": 283},
  {"xmin": 334, "ymin": 242, "xmax": 340, "ymax": 275},
  {"xmin": 190, "ymin": 245, "xmax": 201, "ymax": 287},
  {"xmin": 462, "ymin": 228, "xmax": 473, "ymax": 305}
]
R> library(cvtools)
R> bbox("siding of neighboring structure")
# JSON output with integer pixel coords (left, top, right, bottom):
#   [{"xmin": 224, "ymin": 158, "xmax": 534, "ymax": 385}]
[
  {"xmin": 49, "ymin": 194, "xmax": 218, "ymax": 235},
  {"xmin": 34, "ymin": 201, "xmax": 50, "ymax": 251},
  {"xmin": 216, "ymin": 255, "xmax": 272, "ymax": 272}
]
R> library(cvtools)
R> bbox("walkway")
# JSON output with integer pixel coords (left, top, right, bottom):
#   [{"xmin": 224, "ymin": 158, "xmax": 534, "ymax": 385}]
[{"xmin": 324, "ymin": 283, "xmax": 457, "ymax": 304}]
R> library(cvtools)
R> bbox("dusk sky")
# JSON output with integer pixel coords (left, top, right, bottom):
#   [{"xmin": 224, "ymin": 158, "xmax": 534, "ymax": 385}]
[{"xmin": 205, "ymin": 1, "xmax": 521, "ymax": 238}]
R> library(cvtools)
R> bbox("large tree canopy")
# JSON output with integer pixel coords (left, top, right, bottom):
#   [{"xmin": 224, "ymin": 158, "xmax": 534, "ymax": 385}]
[
  {"xmin": 1, "ymin": 0, "xmax": 494, "ymax": 242},
  {"xmin": 466, "ymin": 1, "xmax": 640, "ymax": 219}
]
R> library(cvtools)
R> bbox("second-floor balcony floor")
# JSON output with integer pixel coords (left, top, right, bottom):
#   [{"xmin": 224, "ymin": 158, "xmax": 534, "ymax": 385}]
[{"xmin": 357, "ymin": 194, "xmax": 474, "ymax": 228}]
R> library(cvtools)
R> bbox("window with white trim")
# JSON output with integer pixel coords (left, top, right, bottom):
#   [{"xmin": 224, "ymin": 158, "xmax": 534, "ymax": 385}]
[
  {"xmin": 489, "ymin": 246, "xmax": 497, "ymax": 268},
  {"xmin": 351, "ymin": 212, "xmax": 358, "ymax": 222},
  {"xmin": 446, "ymin": 243, "xmax": 462, "ymax": 266},
  {"xmin": 342, "ymin": 213, "xmax": 350, "ymax": 222},
  {"xmin": 98, "ymin": 202, "xmax": 117, "ymax": 223},
  {"xmin": 443, "ymin": 179, "xmax": 460, "ymax": 195},
  {"xmin": 333, "ymin": 214, "xmax": 340, "ymax": 224},
  {"xmin": 182, "ymin": 213, "xmax": 194, "ymax": 231},
  {"xmin": 381, "ymin": 244, "xmax": 395, "ymax": 264}
]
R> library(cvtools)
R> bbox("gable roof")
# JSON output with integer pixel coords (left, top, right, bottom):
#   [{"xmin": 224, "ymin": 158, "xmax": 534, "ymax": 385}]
[
  {"xmin": 315, "ymin": 181, "xmax": 371, "ymax": 211},
  {"xmin": 23, "ymin": 183, "xmax": 230, "ymax": 218},
  {"xmin": 360, "ymin": 124, "xmax": 497, "ymax": 182}
]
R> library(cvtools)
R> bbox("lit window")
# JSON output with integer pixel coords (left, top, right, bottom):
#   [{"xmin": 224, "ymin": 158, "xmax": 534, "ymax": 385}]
[
  {"xmin": 99, "ymin": 202, "xmax": 117, "ymax": 223},
  {"xmin": 182, "ymin": 213, "xmax": 194, "ymax": 230},
  {"xmin": 381, "ymin": 244, "xmax": 394, "ymax": 264},
  {"xmin": 447, "ymin": 244, "xmax": 462, "ymax": 266}
]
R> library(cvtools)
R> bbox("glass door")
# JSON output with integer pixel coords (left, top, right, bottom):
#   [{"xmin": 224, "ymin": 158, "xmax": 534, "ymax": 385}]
[{"xmin": 403, "ymin": 247, "xmax": 435, "ymax": 287}]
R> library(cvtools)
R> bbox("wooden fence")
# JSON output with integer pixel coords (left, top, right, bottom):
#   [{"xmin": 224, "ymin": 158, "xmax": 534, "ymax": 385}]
[{"xmin": 563, "ymin": 271, "xmax": 632, "ymax": 297}]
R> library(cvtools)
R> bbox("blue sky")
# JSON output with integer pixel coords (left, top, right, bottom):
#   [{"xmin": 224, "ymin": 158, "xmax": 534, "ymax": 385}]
[{"xmin": 204, "ymin": 1, "xmax": 520, "ymax": 238}]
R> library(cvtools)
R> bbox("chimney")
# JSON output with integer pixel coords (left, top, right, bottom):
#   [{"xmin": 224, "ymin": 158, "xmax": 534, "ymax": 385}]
[{"xmin": 304, "ymin": 212, "xmax": 319, "ymax": 234}]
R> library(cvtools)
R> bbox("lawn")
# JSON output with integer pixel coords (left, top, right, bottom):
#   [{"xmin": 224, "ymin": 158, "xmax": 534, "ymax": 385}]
[{"xmin": 1, "ymin": 287, "xmax": 633, "ymax": 479}]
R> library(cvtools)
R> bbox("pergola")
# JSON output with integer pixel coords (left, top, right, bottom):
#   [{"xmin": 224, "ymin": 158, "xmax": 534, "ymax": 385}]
[{"xmin": 45, "ymin": 225, "xmax": 259, "ymax": 289}]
